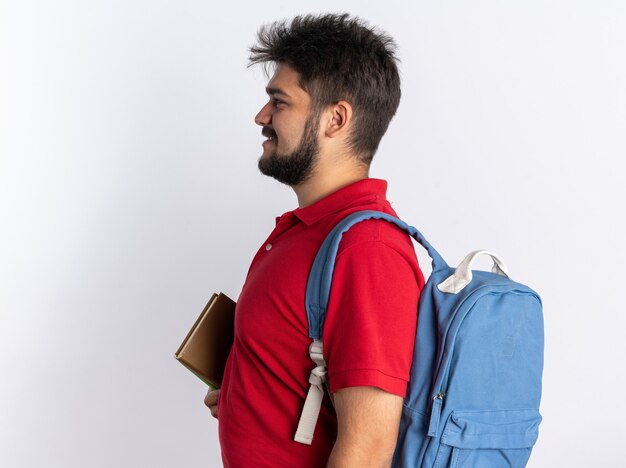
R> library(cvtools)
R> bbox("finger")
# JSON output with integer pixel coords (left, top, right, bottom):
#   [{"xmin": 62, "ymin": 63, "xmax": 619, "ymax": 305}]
[{"xmin": 204, "ymin": 389, "xmax": 220, "ymax": 408}]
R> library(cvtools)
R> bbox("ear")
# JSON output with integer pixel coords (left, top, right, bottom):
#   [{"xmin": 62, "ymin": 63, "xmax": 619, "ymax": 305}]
[{"xmin": 324, "ymin": 100, "xmax": 353, "ymax": 138}]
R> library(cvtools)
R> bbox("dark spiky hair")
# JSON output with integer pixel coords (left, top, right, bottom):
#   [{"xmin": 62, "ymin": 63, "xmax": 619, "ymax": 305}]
[{"xmin": 249, "ymin": 13, "xmax": 401, "ymax": 165}]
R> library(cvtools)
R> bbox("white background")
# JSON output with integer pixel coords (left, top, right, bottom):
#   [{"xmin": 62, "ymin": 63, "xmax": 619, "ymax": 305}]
[{"xmin": 1, "ymin": 1, "xmax": 624, "ymax": 467}]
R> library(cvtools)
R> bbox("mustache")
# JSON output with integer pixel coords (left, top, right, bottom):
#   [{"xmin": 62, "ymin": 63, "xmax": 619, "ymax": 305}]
[{"xmin": 262, "ymin": 127, "xmax": 277, "ymax": 139}]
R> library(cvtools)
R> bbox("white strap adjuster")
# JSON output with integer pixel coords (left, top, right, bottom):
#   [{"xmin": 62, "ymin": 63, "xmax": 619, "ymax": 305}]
[{"xmin": 294, "ymin": 339, "xmax": 327, "ymax": 445}]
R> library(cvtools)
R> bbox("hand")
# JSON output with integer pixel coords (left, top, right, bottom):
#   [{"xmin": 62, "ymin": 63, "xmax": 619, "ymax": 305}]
[{"xmin": 204, "ymin": 388, "xmax": 220, "ymax": 419}]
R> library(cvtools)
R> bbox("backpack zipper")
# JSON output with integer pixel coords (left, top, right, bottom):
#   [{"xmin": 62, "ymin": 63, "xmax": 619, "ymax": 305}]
[
  {"xmin": 426, "ymin": 283, "xmax": 531, "ymax": 438},
  {"xmin": 426, "ymin": 285, "xmax": 497, "ymax": 437},
  {"xmin": 427, "ymin": 392, "xmax": 445, "ymax": 436}
]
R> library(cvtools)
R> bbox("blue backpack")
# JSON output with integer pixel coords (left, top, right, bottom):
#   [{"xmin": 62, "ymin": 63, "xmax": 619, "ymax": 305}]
[{"xmin": 294, "ymin": 211, "xmax": 544, "ymax": 467}]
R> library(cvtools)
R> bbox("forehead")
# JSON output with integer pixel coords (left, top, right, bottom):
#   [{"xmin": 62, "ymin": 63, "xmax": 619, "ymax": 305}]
[{"xmin": 266, "ymin": 63, "xmax": 309, "ymax": 100}]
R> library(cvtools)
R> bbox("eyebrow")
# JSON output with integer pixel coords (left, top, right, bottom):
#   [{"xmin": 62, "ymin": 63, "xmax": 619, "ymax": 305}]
[{"xmin": 266, "ymin": 86, "xmax": 291, "ymax": 98}]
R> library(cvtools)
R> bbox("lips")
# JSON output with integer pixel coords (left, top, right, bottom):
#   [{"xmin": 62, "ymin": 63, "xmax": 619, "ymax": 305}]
[{"xmin": 262, "ymin": 127, "xmax": 277, "ymax": 143}]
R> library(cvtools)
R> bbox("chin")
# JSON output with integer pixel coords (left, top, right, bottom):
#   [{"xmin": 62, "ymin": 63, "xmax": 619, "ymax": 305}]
[{"xmin": 259, "ymin": 150, "xmax": 274, "ymax": 161}]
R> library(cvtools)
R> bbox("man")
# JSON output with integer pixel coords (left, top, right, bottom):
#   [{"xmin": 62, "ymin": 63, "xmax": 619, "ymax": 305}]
[{"xmin": 205, "ymin": 14, "xmax": 424, "ymax": 467}]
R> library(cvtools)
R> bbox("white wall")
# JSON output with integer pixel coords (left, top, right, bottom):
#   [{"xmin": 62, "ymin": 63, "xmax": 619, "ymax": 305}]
[{"xmin": 1, "ymin": 1, "xmax": 624, "ymax": 466}]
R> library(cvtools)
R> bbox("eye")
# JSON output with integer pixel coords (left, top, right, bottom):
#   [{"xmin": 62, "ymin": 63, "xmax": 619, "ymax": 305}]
[{"xmin": 272, "ymin": 98, "xmax": 285, "ymax": 107}]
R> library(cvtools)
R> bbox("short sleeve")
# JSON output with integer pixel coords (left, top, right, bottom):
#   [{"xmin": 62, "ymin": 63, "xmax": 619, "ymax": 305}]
[{"xmin": 322, "ymin": 223, "xmax": 422, "ymax": 397}]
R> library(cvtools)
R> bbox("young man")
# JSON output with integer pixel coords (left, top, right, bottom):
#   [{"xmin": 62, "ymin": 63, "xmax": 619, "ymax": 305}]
[{"xmin": 205, "ymin": 14, "xmax": 424, "ymax": 467}]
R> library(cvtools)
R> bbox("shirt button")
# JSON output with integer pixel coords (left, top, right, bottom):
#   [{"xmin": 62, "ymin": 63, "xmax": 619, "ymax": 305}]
[{"xmin": 265, "ymin": 244, "xmax": 273, "ymax": 251}]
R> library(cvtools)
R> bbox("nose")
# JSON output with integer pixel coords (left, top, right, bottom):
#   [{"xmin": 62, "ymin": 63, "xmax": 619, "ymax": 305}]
[{"xmin": 255, "ymin": 101, "xmax": 272, "ymax": 127}]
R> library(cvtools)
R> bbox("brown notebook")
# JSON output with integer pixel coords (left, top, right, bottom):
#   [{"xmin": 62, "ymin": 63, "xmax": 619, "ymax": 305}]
[{"xmin": 175, "ymin": 292, "xmax": 236, "ymax": 388}]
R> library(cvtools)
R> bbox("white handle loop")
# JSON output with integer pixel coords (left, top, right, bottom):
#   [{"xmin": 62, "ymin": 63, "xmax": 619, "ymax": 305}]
[{"xmin": 437, "ymin": 250, "xmax": 509, "ymax": 294}]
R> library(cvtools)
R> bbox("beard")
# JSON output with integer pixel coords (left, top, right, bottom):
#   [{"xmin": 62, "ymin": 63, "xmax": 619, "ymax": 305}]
[{"xmin": 258, "ymin": 114, "xmax": 320, "ymax": 187}]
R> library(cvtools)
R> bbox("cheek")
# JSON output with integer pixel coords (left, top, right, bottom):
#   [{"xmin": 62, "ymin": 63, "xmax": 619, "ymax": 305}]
[{"xmin": 277, "ymin": 118, "xmax": 306, "ymax": 145}]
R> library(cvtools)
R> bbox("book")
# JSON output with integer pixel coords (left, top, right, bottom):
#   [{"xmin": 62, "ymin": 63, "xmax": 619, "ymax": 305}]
[{"xmin": 175, "ymin": 292, "xmax": 236, "ymax": 388}]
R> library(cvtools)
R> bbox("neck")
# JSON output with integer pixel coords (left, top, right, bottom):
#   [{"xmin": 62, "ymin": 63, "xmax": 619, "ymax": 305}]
[{"xmin": 293, "ymin": 161, "xmax": 369, "ymax": 208}]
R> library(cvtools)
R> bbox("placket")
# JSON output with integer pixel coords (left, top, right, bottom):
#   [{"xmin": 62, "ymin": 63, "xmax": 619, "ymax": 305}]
[{"xmin": 261, "ymin": 212, "xmax": 300, "ymax": 253}]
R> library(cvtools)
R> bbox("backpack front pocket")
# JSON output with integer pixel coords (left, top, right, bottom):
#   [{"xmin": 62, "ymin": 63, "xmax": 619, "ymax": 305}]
[{"xmin": 434, "ymin": 409, "xmax": 541, "ymax": 468}]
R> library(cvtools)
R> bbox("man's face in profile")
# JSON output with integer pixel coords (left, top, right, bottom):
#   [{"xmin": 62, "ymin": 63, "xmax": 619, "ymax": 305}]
[{"xmin": 255, "ymin": 64, "xmax": 322, "ymax": 186}]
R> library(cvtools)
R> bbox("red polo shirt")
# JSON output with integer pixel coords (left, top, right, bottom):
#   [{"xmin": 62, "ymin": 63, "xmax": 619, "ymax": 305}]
[{"xmin": 218, "ymin": 179, "xmax": 424, "ymax": 467}]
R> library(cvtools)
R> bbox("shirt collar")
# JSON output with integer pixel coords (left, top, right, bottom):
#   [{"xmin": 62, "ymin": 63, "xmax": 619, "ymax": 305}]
[{"xmin": 289, "ymin": 178, "xmax": 388, "ymax": 226}]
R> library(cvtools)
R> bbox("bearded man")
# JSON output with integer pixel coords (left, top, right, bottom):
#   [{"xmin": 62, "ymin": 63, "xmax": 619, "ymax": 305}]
[{"xmin": 205, "ymin": 13, "xmax": 424, "ymax": 468}]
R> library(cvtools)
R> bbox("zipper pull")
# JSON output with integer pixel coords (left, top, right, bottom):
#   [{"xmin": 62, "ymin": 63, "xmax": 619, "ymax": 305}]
[{"xmin": 427, "ymin": 392, "xmax": 444, "ymax": 437}]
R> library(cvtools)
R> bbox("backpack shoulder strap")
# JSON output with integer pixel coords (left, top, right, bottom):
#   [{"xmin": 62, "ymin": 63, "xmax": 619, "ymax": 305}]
[
  {"xmin": 306, "ymin": 210, "xmax": 446, "ymax": 340},
  {"xmin": 294, "ymin": 210, "xmax": 447, "ymax": 444}
]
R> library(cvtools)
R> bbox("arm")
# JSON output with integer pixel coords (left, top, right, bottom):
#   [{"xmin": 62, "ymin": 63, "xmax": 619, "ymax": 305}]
[
  {"xmin": 327, "ymin": 386, "xmax": 402, "ymax": 468},
  {"xmin": 323, "ymin": 228, "xmax": 420, "ymax": 466}
]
